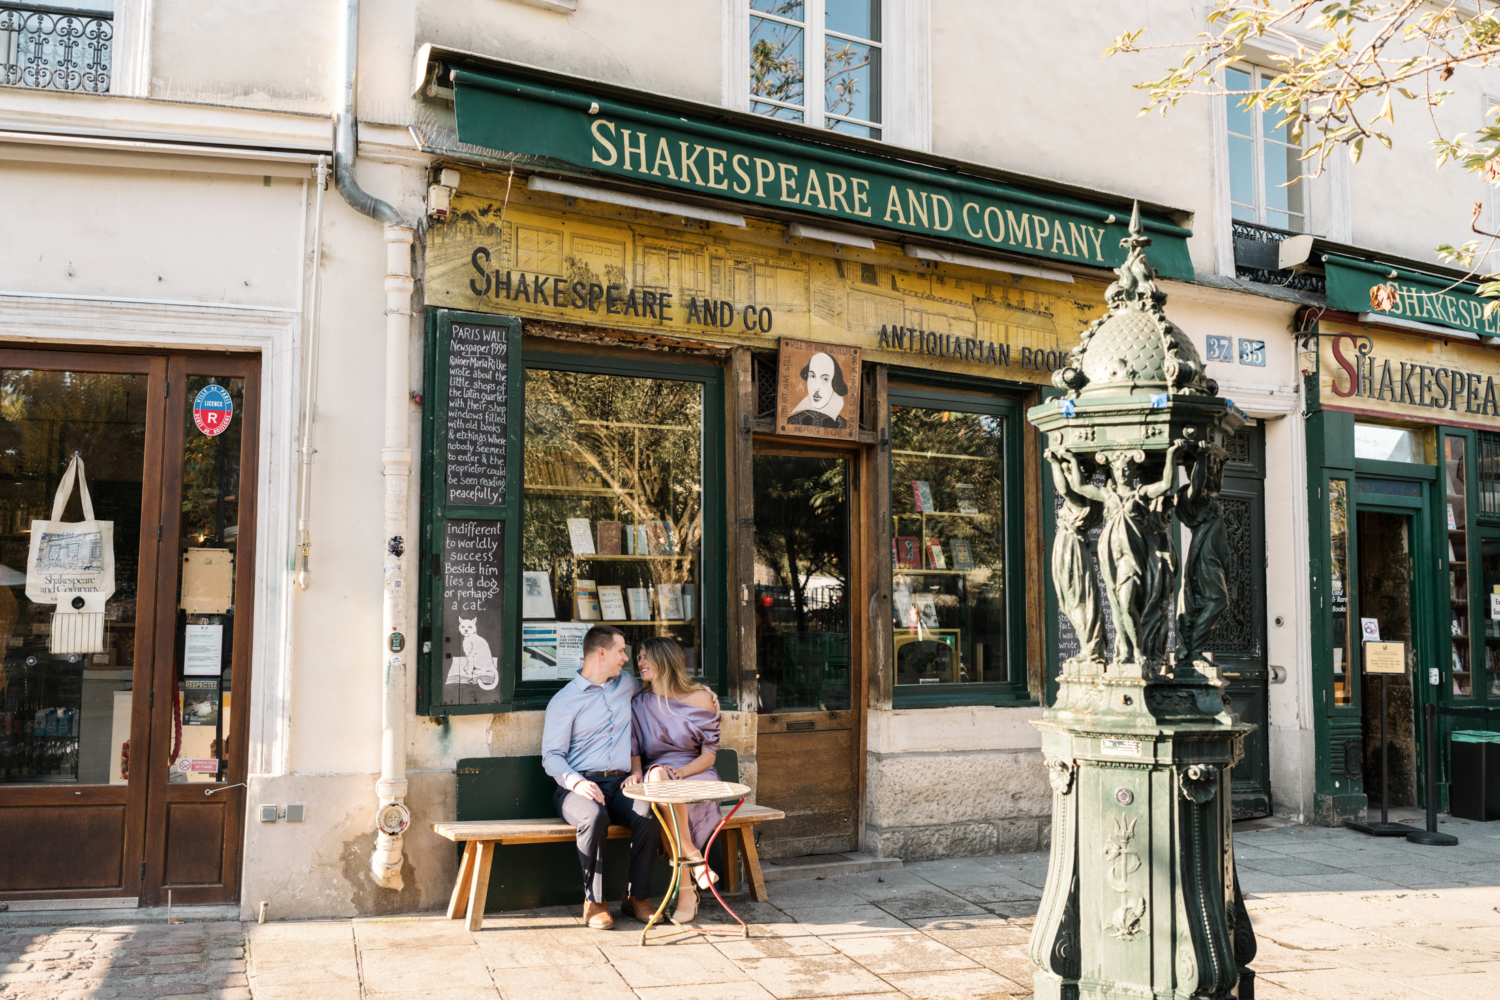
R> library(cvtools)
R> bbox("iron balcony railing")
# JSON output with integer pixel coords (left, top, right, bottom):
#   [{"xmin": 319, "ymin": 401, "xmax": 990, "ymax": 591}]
[{"xmin": 1, "ymin": 2, "xmax": 111, "ymax": 93}]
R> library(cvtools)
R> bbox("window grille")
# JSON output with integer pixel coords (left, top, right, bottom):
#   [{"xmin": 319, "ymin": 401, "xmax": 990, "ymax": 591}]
[{"xmin": 1, "ymin": 3, "xmax": 112, "ymax": 93}]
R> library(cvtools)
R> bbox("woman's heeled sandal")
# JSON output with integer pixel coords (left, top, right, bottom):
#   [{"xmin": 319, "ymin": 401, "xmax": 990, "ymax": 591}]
[
  {"xmin": 671, "ymin": 883, "xmax": 699, "ymax": 924},
  {"xmin": 686, "ymin": 859, "xmax": 719, "ymax": 891}
]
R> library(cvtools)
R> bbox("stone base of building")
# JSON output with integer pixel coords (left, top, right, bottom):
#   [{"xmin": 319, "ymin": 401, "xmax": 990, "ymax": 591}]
[{"xmin": 1313, "ymin": 790, "xmax": 1367, "ymax": 827}]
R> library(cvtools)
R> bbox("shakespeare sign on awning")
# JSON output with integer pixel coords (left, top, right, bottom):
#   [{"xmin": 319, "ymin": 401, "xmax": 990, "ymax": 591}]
[
  {"xmin": 448, "ymin": 66, "xmax": 1196, "ymax": 281},
  {"xmin": 1325, "ymin": 254, "xmax": 1498, "ymax": 339}
]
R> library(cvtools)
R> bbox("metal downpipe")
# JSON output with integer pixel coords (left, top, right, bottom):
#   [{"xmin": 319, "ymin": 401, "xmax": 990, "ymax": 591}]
[{"xmin": 333, "ymin": 0, "xmax": 414, "ymax": 891}]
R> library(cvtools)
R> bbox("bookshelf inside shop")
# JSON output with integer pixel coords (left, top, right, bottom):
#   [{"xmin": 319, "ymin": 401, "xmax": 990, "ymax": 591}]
[
  {"xmin": 1449, "ymin": 438, "xmax": 1474, "ymax": 696},
  {"xmin": 888, "ymin": 403, "xmax": 1009, "ymax": 690},
  {"xmin": 521, "ymin": 372, "xmax": 705, "ymax": 685}
]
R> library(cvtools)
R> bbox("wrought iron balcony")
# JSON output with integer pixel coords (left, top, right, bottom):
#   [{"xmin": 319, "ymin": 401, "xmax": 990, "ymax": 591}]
[
  {"xmin": 1232, "ymin": 220, "xmax": 1325, "ymax": 293},
  {"xmin": 1, "ymin": 2, "xmax": 111, "ymax": 93}
]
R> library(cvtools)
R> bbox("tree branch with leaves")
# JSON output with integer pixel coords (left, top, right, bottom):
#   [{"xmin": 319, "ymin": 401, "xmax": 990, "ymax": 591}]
[{"xmin": 1106, "ymin": 1, "xmax": 1500, "ymax": 289}]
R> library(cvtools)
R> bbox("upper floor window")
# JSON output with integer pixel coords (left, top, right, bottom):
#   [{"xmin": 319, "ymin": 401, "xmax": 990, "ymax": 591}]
[
  {"xmin": 750, "ymin": 0, "xmax": 882, "ymax": 139},
  {"xmin": 0, "ymin": 0, "xmax": 113, "ymax": 93},
  {"xmin": 1226, "ymin": 65, "xmax": 1304, "ymax": 233}
]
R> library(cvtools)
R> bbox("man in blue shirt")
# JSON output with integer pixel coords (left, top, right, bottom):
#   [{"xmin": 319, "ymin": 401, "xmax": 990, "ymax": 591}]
[{"xmin": 542, "ymin": 623, "xmax": 656, "ymax": 929}]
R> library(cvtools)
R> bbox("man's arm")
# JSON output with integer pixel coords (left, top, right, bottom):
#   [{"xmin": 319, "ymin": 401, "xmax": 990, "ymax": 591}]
[{"xmin": 541, "ymin": 696, "xmax": 582, "ymax": 792}]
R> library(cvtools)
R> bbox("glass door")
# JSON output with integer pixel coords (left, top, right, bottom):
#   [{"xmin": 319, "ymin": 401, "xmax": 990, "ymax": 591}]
[
  {"xmin": 752, "ymin": 446, "xmax": 860, "ymax": 857},
  {"xmin": 0, "ymin": 353, "xmax": 165, "ymax": 902},
  {"xmin": 143, "ymin": 358, "xmax": 258, "ymax": 905},
  {"xmin": 0, "ymin": 349, "xmax": 259, "ymax": 907}
]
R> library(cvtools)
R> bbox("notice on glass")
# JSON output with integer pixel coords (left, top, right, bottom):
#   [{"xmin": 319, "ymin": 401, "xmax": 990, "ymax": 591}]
[
  {"xmin": 442, "ymin": 519, "xmax": 505, "ymax": 705},
  {"xmin": 1364, "ymin": 640, "xmax": 1407, "ymax": 675},
  {"xmin": 183, "ymin": 624, "xmax": 223, "ymax": 676},
  {"xmin": 445, "ymin": 322, "xmax": 510, "ymax": 507}
]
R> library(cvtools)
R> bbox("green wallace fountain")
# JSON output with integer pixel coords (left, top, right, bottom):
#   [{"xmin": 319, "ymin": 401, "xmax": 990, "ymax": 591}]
[{"xmin": 1026, "ymin": 206, "xmax": 1258, "ymax": 1000}]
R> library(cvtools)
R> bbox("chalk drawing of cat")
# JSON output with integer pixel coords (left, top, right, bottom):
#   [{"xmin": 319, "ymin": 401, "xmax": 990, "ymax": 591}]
[{"xmin": 449, "ymin": 616, "xmax": 499, "ymax": 691}]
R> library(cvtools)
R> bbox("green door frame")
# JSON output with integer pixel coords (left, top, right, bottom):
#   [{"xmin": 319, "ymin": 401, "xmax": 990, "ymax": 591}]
[{"xmin": 1351, "ymin": 460, "xmax": 1439, "ymax": 812}]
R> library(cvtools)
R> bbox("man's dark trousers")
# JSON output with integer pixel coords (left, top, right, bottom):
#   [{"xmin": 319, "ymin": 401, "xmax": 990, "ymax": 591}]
[{"xmin": 554, "ymin": 775, "xmax": 656, "ymax": 903}]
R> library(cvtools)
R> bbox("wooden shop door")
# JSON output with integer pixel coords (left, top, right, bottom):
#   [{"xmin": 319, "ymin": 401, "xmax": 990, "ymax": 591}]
[
  {"xmin": 752, "ymin": 444, "xmax": 864, "ymax": 858},
  {"xmin": 0, "ymin": 349, "xmax": 258, "ymax": 908}
]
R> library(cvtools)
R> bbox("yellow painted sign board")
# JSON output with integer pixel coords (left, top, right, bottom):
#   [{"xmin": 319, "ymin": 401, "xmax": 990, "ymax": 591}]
[
  {"xmin": 424, "ymin": 180, "xmax": 1110, "ymax": 385},
  {"xmin": 1363, "ymin": 640, "xmax": 1407, "ymax": 675},
  {"xmin": 1319, "ymin": 320, "xmax": 1500, "ymax": 431}
]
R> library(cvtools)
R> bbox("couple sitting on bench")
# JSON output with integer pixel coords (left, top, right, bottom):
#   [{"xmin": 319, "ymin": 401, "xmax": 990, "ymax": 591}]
[{"xmin": 541, "ymin": 623, "xmax": 723, "ymax": 930}]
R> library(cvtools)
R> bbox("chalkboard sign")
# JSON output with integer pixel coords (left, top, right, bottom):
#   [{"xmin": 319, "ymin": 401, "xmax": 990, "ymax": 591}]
[
  {"xmin": 446, "ymin": 322, "xmax": 511, "ymax": 507},
  {"xmin": 441, "ymin": 519, "xmax": 506, "ymax": 706}
]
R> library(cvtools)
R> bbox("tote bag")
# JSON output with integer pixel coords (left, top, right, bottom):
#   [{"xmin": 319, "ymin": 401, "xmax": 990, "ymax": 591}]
[{"xmin": 26, "ymin": 454, "xmax": 115, "ymax": 654}]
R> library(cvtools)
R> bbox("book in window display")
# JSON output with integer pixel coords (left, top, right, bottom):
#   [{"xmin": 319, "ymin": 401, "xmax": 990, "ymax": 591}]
[
  {"xmin": 950, "ymin": 538, "xmax": 975, "ymax": 571},
  {"xmin": 566, "ymin": 518, "xmax": 595, "ymax": 555},
  {"xmin": 925, "ymin": 539, "xmax": 947, "ymax": 570},
  {"xmin": 627, "ymin": 587, "xmax": 652, "ymax": 621},
  {"xmin": 598, "ymin": 585, "xmax": 628, "ymax": 622},
  {"xmin": 659, "ymin": 583, "xmax": 685, "ymax": 621},
  {"xmin": 911, "ymin": 592, "xmax": 940, "ymax": 629},
  {"xmin": 597, "ymin": 520, "xmax": 623, "ymax": 555},
  {"xmin": 955, "ymin": 483, "xmax": 980, "ymax": 515},
  {"xmin": 893, "ymin": 586, "xmax": 915, "ymax": 629},
  {"xmin": 522, "ymin": 571, "xmax": 556, "ymax": 619},
  {"xmin": 912, "ymin": 480, "xmax": 936, "ymax": 512},
  {"xmin": 893, "ymin": 536, "xmax": 921, "ymax": 570},
  {"xmin": 575, "ymin": 579, "xmax": 601, "ymax": 621},
  {"xmin": 644, "ymin": 521, "xmax": 674, "ymax": 556}
]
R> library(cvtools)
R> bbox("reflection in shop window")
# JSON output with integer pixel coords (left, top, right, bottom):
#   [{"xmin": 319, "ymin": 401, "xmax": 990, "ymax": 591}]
[
  {"xmin": 1329, "ymin": 478, "xmax": 1352, "ymax": 706},
  {"xmin": 1447, "ymin": 436, "xmax": 1474, "ymax": 697},
  {"xmin": 521, "ymin": 369, "xmax": 704, "ymax": 684},
  {"xmin": 889, "ymin": 404, "xmax": 1006, "ymax": 687},
  {"xmin": 1354, "ymin": 423, "xmax": 1424, "ymax": 464}
]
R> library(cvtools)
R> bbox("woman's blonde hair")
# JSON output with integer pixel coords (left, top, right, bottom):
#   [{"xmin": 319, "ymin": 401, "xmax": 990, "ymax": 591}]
[{"xmin": 639, "ymin": 636, "xmax": 704, "ymax": 702}]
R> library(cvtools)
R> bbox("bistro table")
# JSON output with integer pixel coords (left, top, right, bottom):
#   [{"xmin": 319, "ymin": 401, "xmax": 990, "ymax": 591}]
[{"xmin": 621, "ymin": 778, "xmax": 753, "ymax": 944}]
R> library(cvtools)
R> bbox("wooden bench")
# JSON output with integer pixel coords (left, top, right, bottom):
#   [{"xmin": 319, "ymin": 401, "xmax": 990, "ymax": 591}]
[{"xmin": 434, "ymin": 802, "xmax": 785, "ymax": 931}]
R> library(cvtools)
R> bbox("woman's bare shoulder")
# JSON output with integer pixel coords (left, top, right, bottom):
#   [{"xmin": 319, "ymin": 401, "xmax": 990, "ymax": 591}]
[{"xmin": 683, "ymin": 687, "xmax": 719, "ymax": 713}]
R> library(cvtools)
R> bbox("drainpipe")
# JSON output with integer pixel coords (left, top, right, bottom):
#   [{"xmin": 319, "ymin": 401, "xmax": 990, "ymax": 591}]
[{"xmin": 334, "ymin": 0, "xmax": 415, "ymax": 890}]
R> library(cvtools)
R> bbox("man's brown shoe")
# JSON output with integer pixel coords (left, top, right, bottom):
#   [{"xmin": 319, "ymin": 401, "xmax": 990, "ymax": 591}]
[
  {"xmin": 583, "ymin": 900, "xmax": 615, "ymax": 930},
  {"xmin": 621, "ymin": 896, "xmax": 655, "ymax": 923}
]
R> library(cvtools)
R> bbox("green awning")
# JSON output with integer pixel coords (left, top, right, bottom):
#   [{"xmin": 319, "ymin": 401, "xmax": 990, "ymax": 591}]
[
  {"xmin": 450, "ymin": 67, "xmax": 1195, "ymax": 281},
  {"xmin": 1325, "ymin": 254, "xmax": 1497, "ymax": 339}
]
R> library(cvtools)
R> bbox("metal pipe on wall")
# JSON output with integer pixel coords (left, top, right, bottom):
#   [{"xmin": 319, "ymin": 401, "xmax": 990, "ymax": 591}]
[
  {"xmin": 296, "ymin": 156, "xmax": 329, "ymax": 591},
  {"xmin": 333, "ymin": 0, "xmax": 415, "ymax": 890}
]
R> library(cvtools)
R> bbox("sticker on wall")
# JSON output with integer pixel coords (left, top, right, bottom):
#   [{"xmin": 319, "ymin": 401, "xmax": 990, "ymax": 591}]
[
  {"xmin": 1205, "ymin": 336, "xmax": 1233, "ymax": 362},
  {"xmin": 193, "ymin": 384, "xmax": 234, "ymax": 437}
]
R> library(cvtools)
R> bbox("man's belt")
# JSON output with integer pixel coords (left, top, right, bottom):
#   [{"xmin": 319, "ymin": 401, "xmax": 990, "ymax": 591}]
[{"xmin": 581, "ymin": 769, "xmax": 629, "ymax": 779}]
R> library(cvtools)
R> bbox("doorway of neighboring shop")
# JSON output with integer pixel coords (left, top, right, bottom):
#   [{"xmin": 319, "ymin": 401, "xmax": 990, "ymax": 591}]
[
  {"xmin": 751, "ymin": 443, "xmax": 864, "ymax": 858},
  {"xmin": 1354, "ymin": 507, "xmax": 1420, "ymax": 808},
  {"xmin": 0, "ymin": 348, "xmax": 260, "ymax": 907},
  {"xmin": 1215, "ymin": 424, "xmax": 1271, "ymax": 818}
]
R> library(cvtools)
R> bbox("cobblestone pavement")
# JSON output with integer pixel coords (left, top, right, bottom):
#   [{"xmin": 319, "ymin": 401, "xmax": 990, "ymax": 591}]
[
  {"xmin": 0, "ymin": 919, "xmax": 247, "ymax": 999},
  {"xmin": 8, "ymin": 812, "xmax": 1500, "ymax": 999}
]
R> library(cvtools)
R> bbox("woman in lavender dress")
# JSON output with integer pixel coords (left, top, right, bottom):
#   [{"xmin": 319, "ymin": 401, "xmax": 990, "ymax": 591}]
[{"xmin": 625, "ymin": 636, "xmax": 721, "ymax": 923}]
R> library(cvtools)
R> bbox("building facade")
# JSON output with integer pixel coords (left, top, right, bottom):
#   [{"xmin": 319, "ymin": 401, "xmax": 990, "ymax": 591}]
[{"xmin": 0, "ymin": 0, "xmax": 1490, "ymax": 918}]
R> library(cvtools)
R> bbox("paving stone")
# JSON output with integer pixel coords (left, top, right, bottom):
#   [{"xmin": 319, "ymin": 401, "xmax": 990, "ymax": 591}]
[
  {"xmin": 827, "ymin": 933, "xmax": 977, "ymax": 973},
  {"xmin": 358, "ymin": 944, "xmax": 497, "ymax": 993},
  {"xmin": 634, "ymin": 984, "xmax": 778, "ymax": 1000},
  {"xmin": 599, "ymin": 941, "xmax": 749, "ymax": 987},
  {"xmin": 778, "ymin": 905, "xmax": 911, "ymax": 938},
  {"xmin": 1329, "ymin": 942, "xmax": 1470, "ymax": 978},
  {"xmin": 731, "ymin": 954, "xmax": 897, "ymax": 998},
  {"xmin": 1259, "ymin": 966, "xmax": 1447, "ymax": 999},
  {"xmin": 880, "ymin": 966, "xmax": 1025, "ymax": 999},
  {"xmin": 489, "ymin": 961, "xmax": 633, "ymax": 1000},
  {"xmin": 955, "ymin": 944, "xmax": 1033, "ymax": 984}
]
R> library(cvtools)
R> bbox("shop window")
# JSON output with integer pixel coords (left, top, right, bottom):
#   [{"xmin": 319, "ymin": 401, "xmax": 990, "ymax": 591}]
[
  {"xmin": 1225, "ymin": 64, "xmax": 1305, "ymax": 233},
  {"xmin": 0, "ymin": 369, "xmax": 146, "ymax": 784},
  {"xmin": 419, "ymin": 315, "xmax": 725, "ymax": 713},
  {"xmin": 1480, "ymin": 537, "xmax": 1500, "ymax": 697},
  {"xmin": 1354, "ymin": 423, "xmax": 1424, "ymax": 464},
  {"xmin": 1479, "ymin": 431, "xmax": 1500, "ymax": 517},
  {"xmin": 749, "ymin": 0, "xmax": 883, "ymax": 138},
  {"xmin": 1448, "ymin": 436, "xmax": 1474, "ymax": 697},
  {"xmin": 521, "ymin": 364, "xmax": 711, "ymax": 685},
  {"xmin": 888, "ymin": 387, "xmax": 1024, "ymax": 704},
  {"xmin": 1329, "ymin": 478, "xmax": 1352, "ymax": 706}
]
